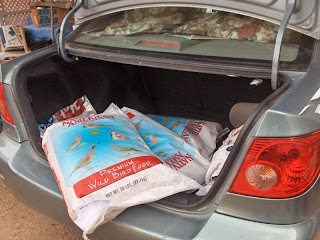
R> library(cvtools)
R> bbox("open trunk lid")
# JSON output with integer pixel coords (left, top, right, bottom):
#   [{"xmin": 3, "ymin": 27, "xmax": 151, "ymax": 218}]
[
  {"xmin": 75, "ymin": 0, "xmax": 320, "ymax": 40},
  {"xmin": 57, "ymin": 0, "xmax": 317, "ymax": 90}
]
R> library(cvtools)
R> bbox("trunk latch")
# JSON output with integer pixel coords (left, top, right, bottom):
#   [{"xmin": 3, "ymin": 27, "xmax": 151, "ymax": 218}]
[
  {"xmin": 271, "ymin": 0, "xmax": 296, "ymax": 90},
  {"xmin": 58, "ymin": 0, "xmax": 84, "ymax": 62}
]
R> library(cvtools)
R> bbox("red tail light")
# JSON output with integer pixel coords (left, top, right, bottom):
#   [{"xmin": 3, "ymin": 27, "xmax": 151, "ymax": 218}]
[
  {"xmin": 229, "ymin": 131, "xmax": 320, "ymax": 198},
  {"xmin": 0, "ymin": 83, "xmax": 14, "ymax": 124}
]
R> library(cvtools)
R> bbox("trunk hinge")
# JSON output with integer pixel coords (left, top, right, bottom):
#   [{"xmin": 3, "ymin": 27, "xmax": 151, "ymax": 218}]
[
  {"xmin": 57, "ymin": 0, "xmax": 84, "ymax": 62},
  {"xmin": 271, "ymin": 0, "xmax": 296, "ymax": 90}
]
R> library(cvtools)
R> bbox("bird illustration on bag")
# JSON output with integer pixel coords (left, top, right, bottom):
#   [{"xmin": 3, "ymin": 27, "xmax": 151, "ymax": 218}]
[
  {"xmin": 82, "ymin": 123, "xmax": 112, "ymax": 129},
  {"xmin": 110, "ymin": 131, "xmax": 129, "ymax": 140},
  {"xmin": 110, "ymin": 144, "xmax": 141, "ymax": 156},
  {"xmin": 68, "ymin": 144, "xmax": 96, "ymax": 178},
  {"xmin": 156, "ymin": 152, "xmax": 167, "ymax": 157},
  {"xmin": 149, "ymin": 131, "xmax": 159, "ymax": 145},
  {"xmin": 66, "ymin": 136, "xmax": 82, "ymax": 153},
  {"xmin": 90, "ymin": 129, "xmax": 100, "ymax": 135},
  {"xmin": 134, "ymin": 119, "xmax": 143, "ymax": 131},
  {"xmin": 170, "ymin": 121, "xmax": 185, "ymax": 130}
]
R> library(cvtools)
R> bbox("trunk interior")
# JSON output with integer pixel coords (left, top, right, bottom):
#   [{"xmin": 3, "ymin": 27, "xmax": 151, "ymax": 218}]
[
  {"xmin": 18, "ymin": 55, "xmax": 275, "ymax": 206},
  {"xmin": 26, "ymin": 56, "xmax": 273, "ymax": 126}
]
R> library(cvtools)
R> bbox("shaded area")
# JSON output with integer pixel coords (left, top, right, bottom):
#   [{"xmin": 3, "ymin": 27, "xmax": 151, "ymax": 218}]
[{"xmin": 0, "ymin": 180, "xmax": 81, "ymax": 240}]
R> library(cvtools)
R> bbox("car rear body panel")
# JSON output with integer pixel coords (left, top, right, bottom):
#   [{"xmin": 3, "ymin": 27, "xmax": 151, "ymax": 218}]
[
  {"xmin": 196, "ymin": 208, "xmax": 320, "ymax": 240},
  {"xmin": 254, "ymin": 41, "xmax": 320, "ymax": 137},
  {"xmin": 1, "ymin": 133, "xmax": 320, "ymax": 240}
]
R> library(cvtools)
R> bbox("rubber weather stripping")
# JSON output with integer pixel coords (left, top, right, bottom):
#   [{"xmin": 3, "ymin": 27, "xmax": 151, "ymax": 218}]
[
  {"xmin": 271, "ymin": 0, "xmax": 296, "ymax": 90},
  {"xmin": 58, "ymin": 0, "xmax": 84, "ymax": 62}
]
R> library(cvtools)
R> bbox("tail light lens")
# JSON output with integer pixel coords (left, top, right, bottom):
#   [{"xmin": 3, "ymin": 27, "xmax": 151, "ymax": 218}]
[
  {"xmin": 229, "ymin": 130, "xmax": 320, "ymax": 198},
  {"xmin": 0, "ymin": 83, "xmax": 14, "ymax": 124}
]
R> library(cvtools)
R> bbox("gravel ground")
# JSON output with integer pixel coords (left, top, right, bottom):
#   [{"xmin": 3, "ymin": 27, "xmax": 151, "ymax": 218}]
[{"xmin": 0, "ymin": 180, "xmax": 82, "ymax": 240}]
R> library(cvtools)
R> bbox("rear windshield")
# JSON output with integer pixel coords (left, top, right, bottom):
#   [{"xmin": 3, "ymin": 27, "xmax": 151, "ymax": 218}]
[{"xmin": 69, "ymin": 7, "xmax": 314, "ymax": 70}]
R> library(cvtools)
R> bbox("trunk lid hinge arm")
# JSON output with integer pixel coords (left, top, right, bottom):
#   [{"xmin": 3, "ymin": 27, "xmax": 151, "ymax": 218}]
[
  {"xmin": 57, "ymin": 0, "xmax": 84, "ymax": 62},
  {"xmin": 271, "ymin": 0, "xmax": 296, "ymax": 90}
]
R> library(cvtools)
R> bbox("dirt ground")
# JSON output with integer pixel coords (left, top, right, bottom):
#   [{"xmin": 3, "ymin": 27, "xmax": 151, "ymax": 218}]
[{"xmin": 0, "ymin": 180, "xmax": 82, "ymax": 240}]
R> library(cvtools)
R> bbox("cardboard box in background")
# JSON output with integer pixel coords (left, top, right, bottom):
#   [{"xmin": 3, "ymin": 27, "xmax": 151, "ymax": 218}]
[
  {"xmin": 0, "ymin": 25, "xmax": 24, "ymax": 51},
  {"xmin": 31, "ymin": 8, "xmax": 74, "ymax": 27}
]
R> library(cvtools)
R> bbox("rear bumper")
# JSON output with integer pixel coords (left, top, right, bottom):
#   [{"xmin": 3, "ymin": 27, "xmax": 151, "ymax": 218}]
[
  {"xmin": 195, "ymin": 210, "xmax": 320, "ymax": 240},
  {"xmin": 0, "ymin": 133, "xmax": 319, "ymax": 240}
]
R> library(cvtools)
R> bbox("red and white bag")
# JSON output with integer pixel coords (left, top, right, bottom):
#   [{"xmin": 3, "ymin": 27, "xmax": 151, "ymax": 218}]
[
  {"xmin": 38, "ymin": 95, "xmax": 96, "ymax": 138},
  {"xmin": 196, "ymin": 125, "xmax": 243, "ymax": 196}
]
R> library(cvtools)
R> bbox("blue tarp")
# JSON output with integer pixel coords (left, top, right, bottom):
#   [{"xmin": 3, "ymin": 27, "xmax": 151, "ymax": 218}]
[{"xmin": 24, "ymin": 17, "xmax": 73, "ymax": 44}]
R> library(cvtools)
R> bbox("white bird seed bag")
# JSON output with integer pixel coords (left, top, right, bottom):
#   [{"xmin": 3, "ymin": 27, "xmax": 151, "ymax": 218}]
[{"xmin": 42, "ymin": 103, "xmax": 200, "ymax": 238}]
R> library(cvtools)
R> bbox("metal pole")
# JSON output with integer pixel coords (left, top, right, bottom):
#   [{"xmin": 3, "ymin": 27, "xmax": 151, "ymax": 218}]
[
  {"xmin": 50, "ymin": 0, "xmax": 55, "ymax": 43},
  {"xmin": 59, "ymin": 0, "xmax": 84, "ymax": 62},
  {"xmin": 271, "ymin": 0, "xmax": 296, "ymax": 90}
]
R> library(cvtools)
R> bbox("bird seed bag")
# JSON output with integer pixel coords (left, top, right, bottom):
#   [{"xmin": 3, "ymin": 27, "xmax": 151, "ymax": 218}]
[
  {"xmin": 196, "ymin": 125, "xmax": 243, "ymax": 196},
  {"xmin": 120, "ymin": 107, "xmax": 211, "ymax": 184},
  {"xmin": 42, "ymin": 103, "xmax": 200, "ymax": 238},
  {"xmin": 148, "ymin": 114, "xmax": 225, "ymax": 160}
]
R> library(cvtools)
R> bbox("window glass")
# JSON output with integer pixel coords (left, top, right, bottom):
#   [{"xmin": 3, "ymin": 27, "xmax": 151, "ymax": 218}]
[{"xmin": 70, "ymin": 7, "xmax": 310, "ymax": 64}]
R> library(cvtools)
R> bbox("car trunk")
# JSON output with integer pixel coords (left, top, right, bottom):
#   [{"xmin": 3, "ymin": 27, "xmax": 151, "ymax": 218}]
[
  {"xmin": 23, "ymin": 55, "xmax": 274, "ymax": 139},
  {"xmin": 14, "ymin": 54, "xmax": 285, "ymax": 208}
]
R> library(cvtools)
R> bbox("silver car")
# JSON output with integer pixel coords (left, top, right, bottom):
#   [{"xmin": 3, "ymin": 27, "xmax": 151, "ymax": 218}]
[{"xmin": 0, "ymin": 0, "xmax": 320, "ymax": 239}]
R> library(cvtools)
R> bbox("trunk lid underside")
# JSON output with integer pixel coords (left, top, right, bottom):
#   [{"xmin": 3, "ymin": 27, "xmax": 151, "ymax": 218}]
[{"xmin": 76, "ymin": 0, "xmax": 320, "ymax": 40}]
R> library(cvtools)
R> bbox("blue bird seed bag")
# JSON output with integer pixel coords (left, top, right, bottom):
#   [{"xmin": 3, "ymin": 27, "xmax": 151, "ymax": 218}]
[
  {"xmin": 148, "ymin": 114, "xmax": 224, "ymax": 160},
  {"xmin": 120, "ymin": 107, "xmax": 211, "ymax": 185},
  {"xmin": 42, "ymin": 103, "xmax": 200, "ymax": 238}
]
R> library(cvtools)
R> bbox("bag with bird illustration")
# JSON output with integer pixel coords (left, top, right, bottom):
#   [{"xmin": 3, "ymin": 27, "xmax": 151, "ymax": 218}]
[
  {"xmin": 148, "ymin": 114, "xmax": 226, "ymax": 160},
  {"xmin": 42, "ymin": 103, "xmax": 200, "ymax": 239},
  {"xmin": 38, "ymin": 95, "xmax": 97, "ymax": 138},
  {"xmin": 120, "ymin": 107, "xmax": 211, "ymax": 185}
]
